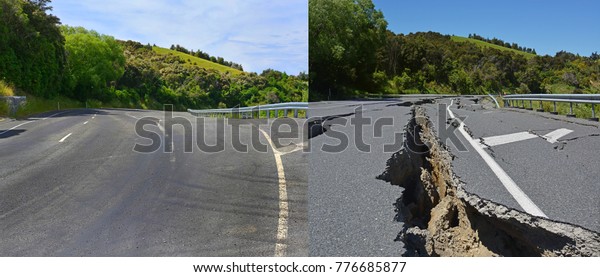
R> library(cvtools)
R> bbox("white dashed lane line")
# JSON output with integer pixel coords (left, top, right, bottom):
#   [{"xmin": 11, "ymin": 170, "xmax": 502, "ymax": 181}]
[{"xmin": 59, "ymin": 133, "xmax": 73, "ymax": 143}]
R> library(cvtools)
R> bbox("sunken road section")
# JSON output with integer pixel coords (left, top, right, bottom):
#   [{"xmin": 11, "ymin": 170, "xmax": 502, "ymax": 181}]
[{"xmin": 377, "ymin": 106, "xmax": 600, "ymax": 257}]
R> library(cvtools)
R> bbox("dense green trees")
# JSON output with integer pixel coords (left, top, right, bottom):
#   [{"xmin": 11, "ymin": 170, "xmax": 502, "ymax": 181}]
[
  {"xmin": 376, "ymin": 32, "xmax": 599, "ymax": 95},
  {"xmin": 0, "ymin": 0, "xmax": 65, "ymax": 97},
  {"xmin": 61, "ymin": 26, "xmax": 125, "ymax": 101},
  {"xmin": 309, "ymin": 0, "xmax": 600, "ymax": 97},
  {"xmin": 309, "ymin": 0, "xmax": 387, "ymax": 100},
  {"xmin": 0, "ymin": 0, "xmax": 306, "ymax": 113},
  {"xmin": 115, "ymin": 41, "xmax": 307, "ymax": 110}
]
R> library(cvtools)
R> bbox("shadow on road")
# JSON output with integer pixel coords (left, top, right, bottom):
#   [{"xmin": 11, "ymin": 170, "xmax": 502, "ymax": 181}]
[{"xmin": 0, "ymin": 129, "xmax": 26, "ymax": 139}]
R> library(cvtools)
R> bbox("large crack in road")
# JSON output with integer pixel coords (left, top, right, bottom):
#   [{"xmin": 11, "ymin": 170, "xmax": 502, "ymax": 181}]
[{"xmin": 377, "ymin": 106, "xmax": 600, "ymax": 256}]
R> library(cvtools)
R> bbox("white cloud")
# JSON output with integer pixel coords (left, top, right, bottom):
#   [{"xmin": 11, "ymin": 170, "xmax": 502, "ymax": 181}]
[{"xmin": 51, "ymin": 0, "xmax": 308, "ymax": 74}]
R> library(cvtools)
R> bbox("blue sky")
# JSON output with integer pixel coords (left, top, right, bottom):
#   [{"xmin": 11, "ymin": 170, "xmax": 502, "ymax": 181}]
[
  {"xmin": 50, "ymin": 0, "xmax": 307, "ymax": 74},
  {"xmin": 372, "ymin": 0, "xmax": 600, "ymax": 57}
]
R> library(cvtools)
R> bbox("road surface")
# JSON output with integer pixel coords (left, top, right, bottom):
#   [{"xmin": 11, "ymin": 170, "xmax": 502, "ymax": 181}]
[
  {"xmin": 0, "ymin": 109, "xmax": 307, "ymax": 256},
  {"xmin": 309, "ymin": 96, "xmax": 600, "ymax": 256}
]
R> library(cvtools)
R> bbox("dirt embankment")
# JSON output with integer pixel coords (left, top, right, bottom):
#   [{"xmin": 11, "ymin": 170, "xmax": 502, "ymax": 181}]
[{"xmin": 377, "ymin": 106, "xmax": 600, "ymax": 257}]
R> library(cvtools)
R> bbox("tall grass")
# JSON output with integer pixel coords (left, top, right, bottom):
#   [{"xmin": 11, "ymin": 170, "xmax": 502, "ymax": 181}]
[
  {"xmin": 451, "ymin": 36, "xmax": 536, "ymax": 59},
  {"xmin": 0, "ymin": 80, "xmax": 15, "ymax": 97},
  {"xmin": 152, "ymin": 47, "xmax": 243, "ymax": 75},
  {"xmin": 14, "ymin": 95, "xmax": 85, "ymax": 118},
  {"xmin": 0, "ymin": 101, "xmax": 8, "ymax": 117}
]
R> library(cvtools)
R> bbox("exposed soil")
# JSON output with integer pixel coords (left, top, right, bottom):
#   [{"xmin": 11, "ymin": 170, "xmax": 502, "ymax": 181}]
[{"xmin": 377, "ymin": 106, "xmax": 600, "ymax": 257}]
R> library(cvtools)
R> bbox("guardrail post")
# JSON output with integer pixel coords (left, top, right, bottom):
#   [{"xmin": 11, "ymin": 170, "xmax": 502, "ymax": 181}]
[
  {"xmin": 567, "ymin": 102, "xmax": 575, "ymax": 118},
  {"xmin": 520, "ymin": 100, "xmax": 524, "ymax": 109},
  {"xmin": 284, "ymin": 109, "xmax": 288, "ymax": 118},
  {"xmin": 551, "ymin": 102, "xmax": 558, "ymax": 115},
  {"xmin": 536, "ymin": 100, "xmax": 544, "ymax": 112},
  {"xmin": 294, "ymin": 109, "xmax": 298, "ymax": 118},
  {"xmin": 591, "ymin": 104, "xmax": 598, "ymax": 121},
  {"xmin": 527, "ymin": 100, "xmax": 533, "ymax": 110}
]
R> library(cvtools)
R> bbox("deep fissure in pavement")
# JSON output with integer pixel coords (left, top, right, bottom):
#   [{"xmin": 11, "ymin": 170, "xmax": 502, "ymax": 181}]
[{"xmin": 377, "ymin": 106, "xmax": 600, "ymax": 256}]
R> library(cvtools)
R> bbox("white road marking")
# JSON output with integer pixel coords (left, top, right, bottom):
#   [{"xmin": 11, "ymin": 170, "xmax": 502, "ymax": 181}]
[
  {"xmin": 157, "ymin": 120, "xmax": 165, "ymax": 133},
  {"xmin": 59, "ymin": 133, "xmax": 73, "ymax": 142},
  {"xmin": 278, "ymin": 142, "xmax": 305, "ymax": 155},
  {"xmin": 1, "ymin": 111, "xmax": 71, "ymax": 135},
  {"xmin": 480, "ymin": 132, "xmax": 538, "ymax": 147},
  {"xmin": 542, "ymin": 128, "xmax": 573, "ymax": 143},
  {"xmin": 0, "ymin": 121, "xmax": 31, "ymax": 135},
  {"xmin": 448, "ymin": 100, "xmax": 547, "ymax": 218},
  {"xmin": 83, "ymin": 121, "xmax": 89, "ymax": 125},
  {"xmin": 259, "ymin": 128, "xmax": 289, "ymax": 257},
  {"xmin": 480, "ymin": 128, "xmax": 573, "ymax": 147}
]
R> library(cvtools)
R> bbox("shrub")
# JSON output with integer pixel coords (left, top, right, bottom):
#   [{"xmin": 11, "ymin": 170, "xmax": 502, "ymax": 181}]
[{"xmin": 0, "ymin": 80, "xmax": 15, "ymax": 97}]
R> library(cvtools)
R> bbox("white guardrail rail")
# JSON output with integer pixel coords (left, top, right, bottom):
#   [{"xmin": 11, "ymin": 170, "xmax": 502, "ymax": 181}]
[
  {"xmin": 188, "ymin": 102, "xmax": 308, "ymax": 119},
  {"xmin": 503, "ymin": 94, "xmax": 600, "ymax": 121}
]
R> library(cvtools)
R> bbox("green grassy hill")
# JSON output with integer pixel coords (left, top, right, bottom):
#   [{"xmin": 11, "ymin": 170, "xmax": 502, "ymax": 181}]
[
  {"xmin": 451, "ymin": 36, "xmax": 536, "ymax": 59},
  {"xmin": 152, "ymin": 46, "xmax": 244, "ymax": 75}
]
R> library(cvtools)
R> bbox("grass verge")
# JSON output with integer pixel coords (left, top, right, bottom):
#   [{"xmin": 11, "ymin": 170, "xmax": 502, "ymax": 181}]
[
  {"xmin": 504, "ymin": 99, "xmax": 600, "ymax": 119},
  {"xmin": 0, "ymin": 101, "xmax": 8, "ymax": 117}
]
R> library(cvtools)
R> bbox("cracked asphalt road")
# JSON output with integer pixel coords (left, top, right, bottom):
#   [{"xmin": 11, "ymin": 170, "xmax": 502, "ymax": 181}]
[
  {"xmin": 308, "ymin": 96, "xmax": 445, "ymax": 256},
  {"xmin": 310, "ymin": 96, "xmax": 599, "ymax": 256},
  {"xmin": 424, "ymin": 97, "xmax": 600, "ymax": 232}
]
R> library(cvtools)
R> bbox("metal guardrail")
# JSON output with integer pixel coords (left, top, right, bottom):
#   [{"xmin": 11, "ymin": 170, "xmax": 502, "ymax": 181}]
[
  {"xmin": 503, "ymin": 94, "xmax": 600, "ymax": 120},
  {"xmin": 188, "ymin": 102, "xmax": 308, "ymax": 119}
]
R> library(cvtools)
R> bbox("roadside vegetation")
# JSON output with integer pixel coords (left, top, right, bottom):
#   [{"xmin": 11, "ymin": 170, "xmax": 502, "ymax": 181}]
[
  {"xmin": 450, "ymin": 36, "xmax": 537, "ymax": 59},
  {"xmin": 0, "ymin": 0, "xmax": 307, "ymax": 117},
  {"xmin": 0, "ymin": 80, "xmax": 14, "ymax": 97},
  {"xmin": 0, "ymin": 80, "xmax": 13, "ymax": 117},
  {"xmin": 309, "ymin": 0, "xmax": 600, "ymax": 100},
  {"xmin": 153, "ymin": 46, "xmax": 243, "ymax": 75}
]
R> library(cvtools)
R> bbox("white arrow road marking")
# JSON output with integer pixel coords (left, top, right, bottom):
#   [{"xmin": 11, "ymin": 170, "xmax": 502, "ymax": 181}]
[
  {"xmin": 480, "ymin": 132, "xmax": 538, "ymax": 147},
  {"xmin": 542, "ymin": 128, "xmax": 573, "ymax": 143},
  {"xmin": 59, "ymin": 133, "xmax": 72, "ymax": 142},
  {"xmin": 259, "ymin": 128, "xmax": 289, "ymax": 257},
  {"xmin": 448, "ymin": 100, "xmax": 547, "ymax": 218},
  {"xmin": 480, "ymin": 128, "xmax": 573, "ymax": 147}
]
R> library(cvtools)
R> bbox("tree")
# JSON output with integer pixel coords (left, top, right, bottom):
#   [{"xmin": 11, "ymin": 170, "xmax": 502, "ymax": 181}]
[
  {"xmin": 309, "ymin": 0, "xmax": 388, "ymax": 100},
  {"xmin": 0, "ymin": 0, "xmax": 66, "ymax": 97},
  {"xmin": 61, "ymin": 25, "xmax": 125, "ymax": 101}
]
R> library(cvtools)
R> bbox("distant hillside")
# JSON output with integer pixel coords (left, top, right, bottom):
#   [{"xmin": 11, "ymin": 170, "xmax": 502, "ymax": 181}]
[
  {"xmin": 451, "ymin": 36, "xmax": 536, "ymax": 59},
  {"xmin": 152, "ymin": 46, "xmax": 243, "ymax": 75}
]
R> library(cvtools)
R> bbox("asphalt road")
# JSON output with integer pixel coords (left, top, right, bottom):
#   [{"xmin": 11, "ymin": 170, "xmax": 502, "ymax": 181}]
[
  {"xmin": 309, "ymin": 100, "xmax": 411, "ymax": 256},
  {"xmin": 0, "ymin": 109, "xmax": 306, "ymax": 256},
  {"xmin": 424, "ymin": 97, "xmax": 600, "ymax": 232},
  {"xmin": 309, "ymin": 96, "xmax": 600, "ymax": 256}
]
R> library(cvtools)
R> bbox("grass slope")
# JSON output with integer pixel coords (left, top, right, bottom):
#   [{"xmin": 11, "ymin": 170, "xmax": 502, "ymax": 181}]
[
  {"xmin": 451, "ymin": 36, "xmax": 536, "ymax": 59},
  {"xmin": 152, "ymin": 46, "xmax": 243, "ymax": 75}
]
